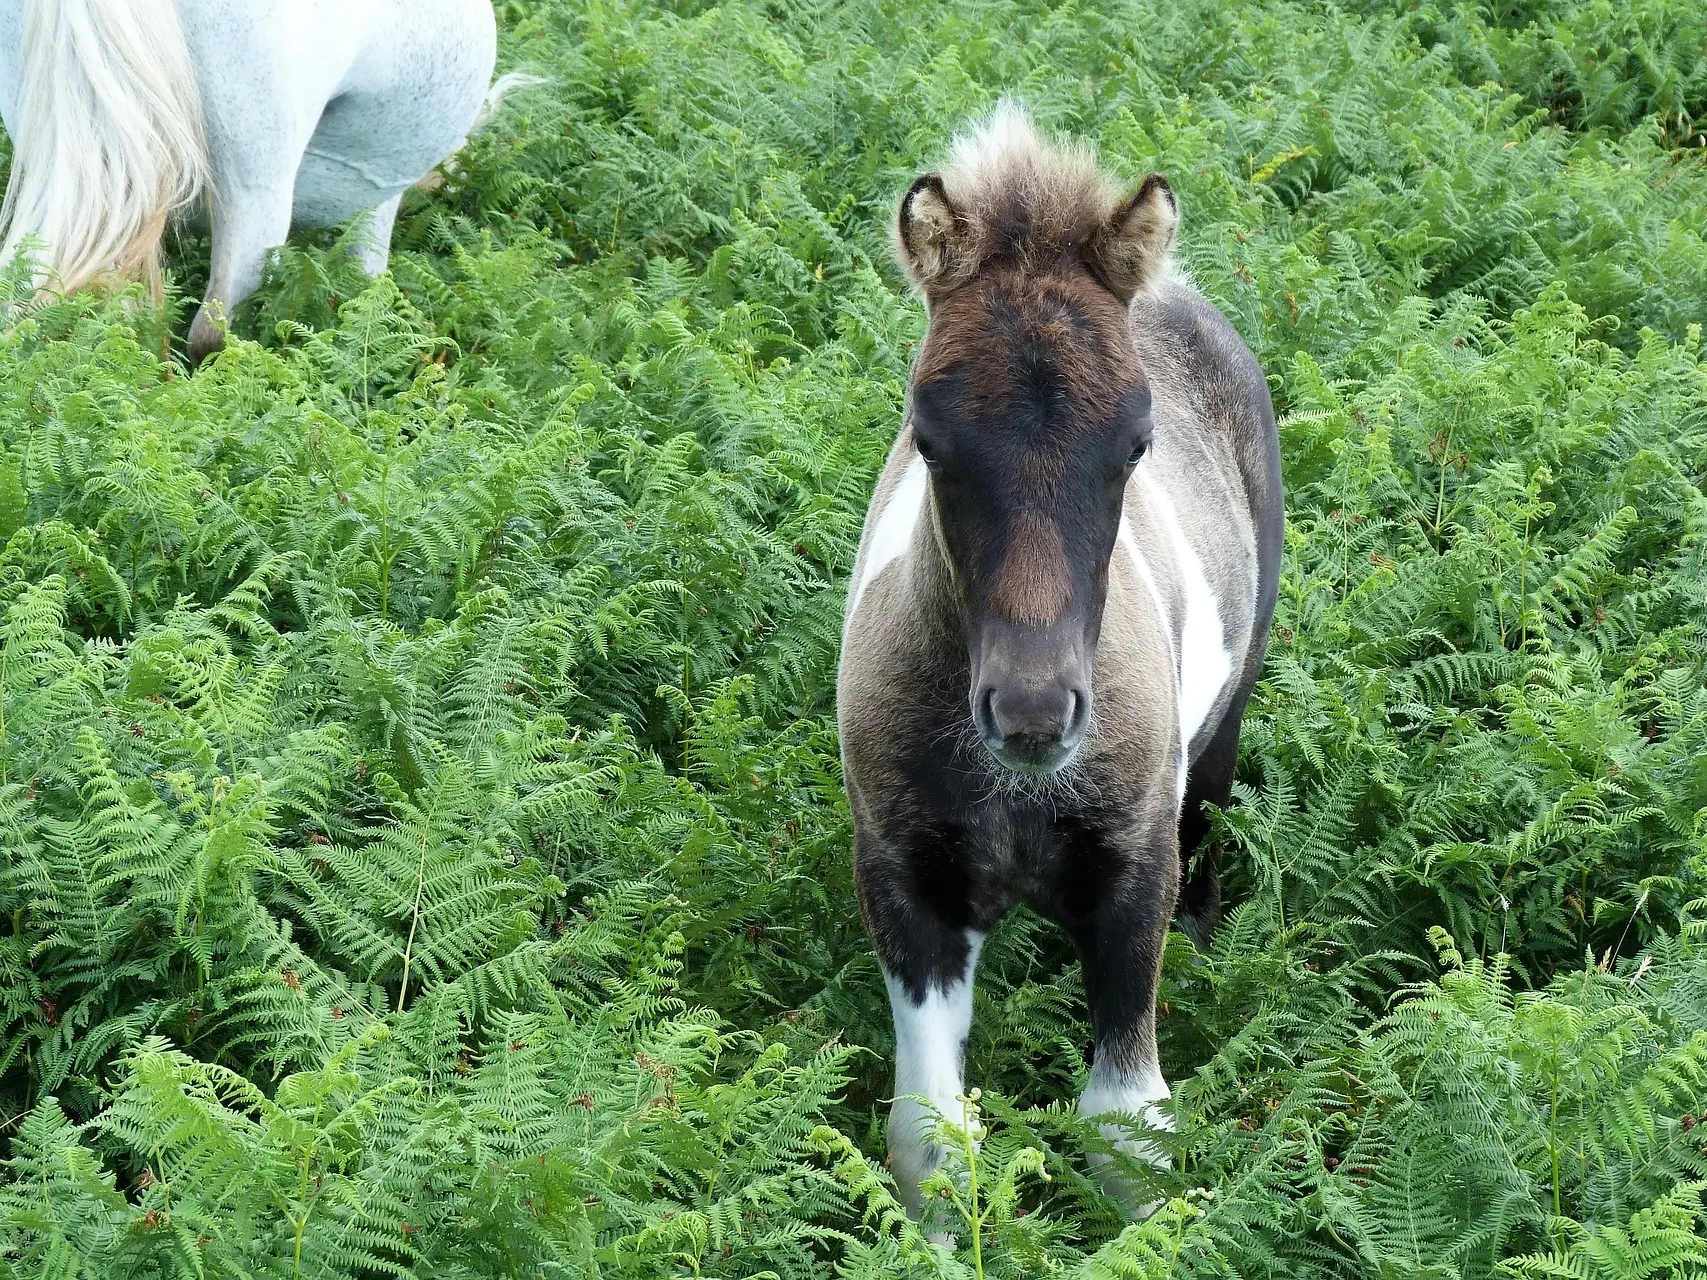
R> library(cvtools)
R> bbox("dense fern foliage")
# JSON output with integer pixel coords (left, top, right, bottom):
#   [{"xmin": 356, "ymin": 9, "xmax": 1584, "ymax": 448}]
[{"xmin": 3, "ymin": 0, "xmax": 1707, "ymax": 1273}]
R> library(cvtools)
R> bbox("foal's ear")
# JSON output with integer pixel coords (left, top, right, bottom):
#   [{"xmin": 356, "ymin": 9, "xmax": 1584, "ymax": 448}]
[
  {"xmin": 895, "ymin": 173, "xmax": 973, "ymax": 293},
  {"xmin": 1090, "ymin": 173, "xmax": 1178, "ymax": 302}
]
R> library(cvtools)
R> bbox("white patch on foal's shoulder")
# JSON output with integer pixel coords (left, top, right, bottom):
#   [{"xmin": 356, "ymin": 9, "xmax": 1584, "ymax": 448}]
[
  {"xmin": 885, "ymin": 931, "xmax": 985, "ymax": 1208},
  {"xmin": 1119, "ymin": 514, "xmax": 1190, "ymax": 807},
  {"xmin": 849, "ymin": 453, "xmax": 929, "ymax": 620},
  {"xmin": 1137, "ymin": 471, "xmax": 1231, "ymax": 762}
]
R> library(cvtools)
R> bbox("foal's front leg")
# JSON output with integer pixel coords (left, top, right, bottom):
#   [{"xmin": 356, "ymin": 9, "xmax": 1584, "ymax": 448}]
[
  {"xmin": 885, "ymin": 933, "xmax": 985, "ymax": 1218},
  {"xmin": 1062, "ymin": 818, "xmax": 1180, "ymax": 1215},
  {"xmin": 860, "ymin": 853, "xmax": 988, "ymax": 1218}
]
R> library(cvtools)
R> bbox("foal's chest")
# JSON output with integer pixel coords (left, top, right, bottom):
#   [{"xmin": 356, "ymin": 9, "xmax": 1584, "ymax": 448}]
[{"xmin": 927, "ymin": 779, "xmax": 1165, "ymax": 929}]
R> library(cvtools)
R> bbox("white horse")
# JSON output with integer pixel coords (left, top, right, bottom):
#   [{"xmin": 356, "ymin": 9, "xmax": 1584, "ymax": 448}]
[{"xmin": 0, "ymin": 0, "xmax": 515, "ymax": 364}]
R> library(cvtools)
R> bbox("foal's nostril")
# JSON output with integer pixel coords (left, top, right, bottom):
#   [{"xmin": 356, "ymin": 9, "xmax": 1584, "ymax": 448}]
[
  {"xmin": 977, "ymin": 680, "xmax": 1089, "ymax": 769},
  {"xmin": 1062, "ymin": 687, "xmax": 1092, "ymax": 749},
  {"xmin": 974, "ymin": 686, "xmax": 1003, "ymax": 748}
]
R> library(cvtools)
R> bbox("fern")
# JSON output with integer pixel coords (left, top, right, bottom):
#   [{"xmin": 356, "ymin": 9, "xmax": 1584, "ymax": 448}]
[{"xmin": 0, "ymin": 0, "xmax": 1705, "ymax": 1273}]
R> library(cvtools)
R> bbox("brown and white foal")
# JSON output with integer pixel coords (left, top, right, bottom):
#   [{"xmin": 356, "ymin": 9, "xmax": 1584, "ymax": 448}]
[{"xmin": 837, "ymin": 105, "xmax": 1282, "ymax": 1216}]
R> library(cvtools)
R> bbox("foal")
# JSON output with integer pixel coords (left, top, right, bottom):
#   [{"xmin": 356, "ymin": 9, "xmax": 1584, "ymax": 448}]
[{"xmin": 837, "ymin": 105, "xmax": 1282, "ymax": 1215}]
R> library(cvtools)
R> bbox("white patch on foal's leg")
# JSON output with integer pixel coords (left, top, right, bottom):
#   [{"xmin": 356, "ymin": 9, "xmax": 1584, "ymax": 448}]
[
  {"xmin": 1078, "ymin": 1055, "xmax": 1173, "ymax": 1216},
  {"xmin": 885, "ymin": 930, "xmax": 985, "ymax": 1217}
]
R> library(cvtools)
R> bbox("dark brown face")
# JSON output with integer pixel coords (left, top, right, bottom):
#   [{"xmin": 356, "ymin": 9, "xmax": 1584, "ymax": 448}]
[{"xmin": 910, "ymin": 266, "xmax": 1154, "ymax": 774}]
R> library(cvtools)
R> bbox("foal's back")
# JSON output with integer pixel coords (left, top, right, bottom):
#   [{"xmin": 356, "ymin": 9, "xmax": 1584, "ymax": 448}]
[{"xmin": 1115, "ymin": 280, "xmax": 1282, "ymax": 769}]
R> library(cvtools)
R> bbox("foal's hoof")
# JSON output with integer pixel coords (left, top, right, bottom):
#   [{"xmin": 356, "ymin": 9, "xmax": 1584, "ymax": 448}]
[{"xmin": 1087, "ymin": 1144, "xmax": 1170, "ymax": 1220}]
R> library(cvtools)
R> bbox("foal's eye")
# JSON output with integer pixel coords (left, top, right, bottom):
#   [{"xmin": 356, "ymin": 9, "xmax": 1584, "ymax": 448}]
[
  {"xmin": 914, "ymin": 431, "xmax": 939, "ymax": 465},
  {"xmin": 1126, "ymin": 439, "xmax": 1148, "ymax": 467}
]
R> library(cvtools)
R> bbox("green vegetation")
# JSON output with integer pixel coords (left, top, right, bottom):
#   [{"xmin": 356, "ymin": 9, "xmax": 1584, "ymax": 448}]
[{"xmin": 2, "ymin": 0, "xmax": 1707, "ymax": 1273}]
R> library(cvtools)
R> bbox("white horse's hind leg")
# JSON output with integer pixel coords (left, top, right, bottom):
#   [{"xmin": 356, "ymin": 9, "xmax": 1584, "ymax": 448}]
[
  {"xmin": 177, "ymin": 0, "xmax": 355, "ymax": 365},
  {"xmin": 188, "ymin": 177, "xmax": 295, "ymax": 365},
  {"xmin": 349, "ymin": 194, "xmax": 402, "ymax": 277}
]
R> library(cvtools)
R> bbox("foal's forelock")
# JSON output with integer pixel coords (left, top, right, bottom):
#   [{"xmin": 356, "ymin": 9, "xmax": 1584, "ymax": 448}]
[
  {"xmin": 912, "ymin": 269, "xmax": 1141, "ymax": 422},
  {"xmin": 893, "ymin": 102, "xmax": 1178, "ymax": 306}
]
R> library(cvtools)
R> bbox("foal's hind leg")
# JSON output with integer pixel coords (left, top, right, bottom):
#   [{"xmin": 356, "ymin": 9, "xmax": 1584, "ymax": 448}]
[
  {"xmin": 1058, "ymin": 817, "xmax": 1179, "ymax": 1216},
  {"xmin": 1174, "ymin": 697, "xmax": 1247, "ymax": 950}
]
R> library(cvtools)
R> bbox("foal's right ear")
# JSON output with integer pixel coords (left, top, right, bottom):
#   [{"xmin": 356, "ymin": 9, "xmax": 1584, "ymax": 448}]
[
  {"xmin": 895, "ymin": 173, "xmax": 973, "ymax": 293},
  {"xmin": 1090, "ymin": 173, "xmax": 1178, "ymax": 302}
]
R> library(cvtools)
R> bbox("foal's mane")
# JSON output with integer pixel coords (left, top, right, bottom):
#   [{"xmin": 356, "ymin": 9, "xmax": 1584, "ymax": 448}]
[{"xmin": 906, "ymin": 102, "xmax": 1129, "ymax": 284}]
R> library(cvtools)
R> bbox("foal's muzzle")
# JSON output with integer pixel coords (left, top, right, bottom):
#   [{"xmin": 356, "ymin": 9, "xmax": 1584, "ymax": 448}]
[{"xmin": 971, "ymin": 661, "xmax": 1093, "ymax": 774}]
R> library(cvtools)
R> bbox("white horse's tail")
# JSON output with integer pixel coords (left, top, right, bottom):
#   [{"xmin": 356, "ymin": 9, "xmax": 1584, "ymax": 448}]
[
  {"xmin": 0, "ymin": 0, "xmax": 209, "ymax": 297},
  {"xmin": 469, "ymin": 72, "xmax": 548, "ymax": 136},
  {"xmin": 413, "ymin": 71, "xmax": 546, "ymax": 194}
]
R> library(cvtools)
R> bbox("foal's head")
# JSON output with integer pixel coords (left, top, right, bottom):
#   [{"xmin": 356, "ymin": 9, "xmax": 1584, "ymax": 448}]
[{"xmin": 894, "ymin": 106, "xmax": 1178, "ymax": 774}]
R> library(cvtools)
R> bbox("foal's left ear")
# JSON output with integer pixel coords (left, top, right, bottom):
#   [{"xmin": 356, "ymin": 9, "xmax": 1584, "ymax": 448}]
[{"xmin": 1089, "ymin": 173, "xmax": 1178, "ymax": 302}]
